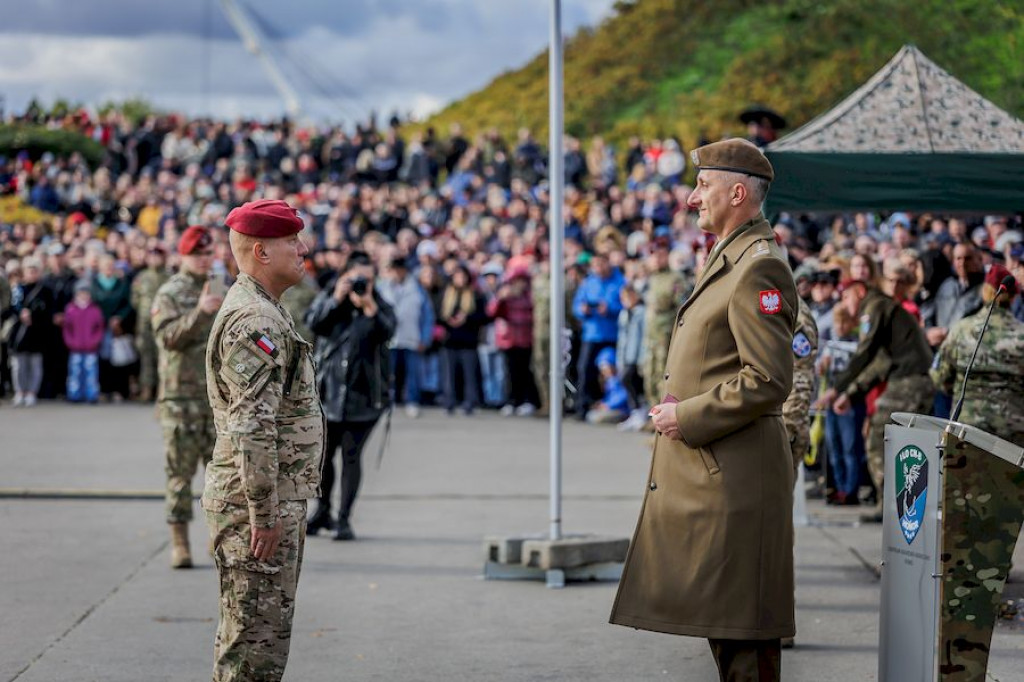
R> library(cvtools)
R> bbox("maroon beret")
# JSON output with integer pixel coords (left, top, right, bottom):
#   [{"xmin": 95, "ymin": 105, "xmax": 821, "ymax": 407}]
[
  {"xmin": 178, "ymin": 225, "xmax": 213, "ymax": 255},
  {"xmin": 985, "ymin": 264, "xmax": 1019, "ymax": 297},
  {"xmin": 225, "ymin": 199, "xmax": 303, "ymax": 238}
]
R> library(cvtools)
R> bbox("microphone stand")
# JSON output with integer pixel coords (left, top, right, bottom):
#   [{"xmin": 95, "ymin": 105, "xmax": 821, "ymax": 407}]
[{"xmin": 949, "ymin": 279, "xmax": 1010, "ymax": 423}]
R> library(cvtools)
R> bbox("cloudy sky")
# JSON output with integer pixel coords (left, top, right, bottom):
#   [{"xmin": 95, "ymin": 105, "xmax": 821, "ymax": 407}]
[{"xmin": 0, "ymin": 0, "xmax": 616, "ymax": 123}]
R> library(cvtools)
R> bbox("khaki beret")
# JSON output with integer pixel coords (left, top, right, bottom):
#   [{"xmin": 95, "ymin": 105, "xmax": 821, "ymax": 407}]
[{"xmin": 690, "ymin": 138, "xmax": 774, "ymax": 182}]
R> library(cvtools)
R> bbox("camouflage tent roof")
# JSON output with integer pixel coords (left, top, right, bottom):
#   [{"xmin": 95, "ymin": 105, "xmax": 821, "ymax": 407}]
[{"xmin": 768, "ymin": 45, "xmax": 1024, "ymax": 154}]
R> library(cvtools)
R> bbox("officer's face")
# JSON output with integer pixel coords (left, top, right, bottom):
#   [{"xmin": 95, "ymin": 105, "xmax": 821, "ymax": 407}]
[{"xmin": 688, "ymin": 171, "xmax": 735, "ymax": 234}]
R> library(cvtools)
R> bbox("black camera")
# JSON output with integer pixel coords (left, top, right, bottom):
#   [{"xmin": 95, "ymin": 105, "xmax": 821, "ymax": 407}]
[{"xmin": 350, "ymin": 276, "xmax": 369, "ymax": 296}]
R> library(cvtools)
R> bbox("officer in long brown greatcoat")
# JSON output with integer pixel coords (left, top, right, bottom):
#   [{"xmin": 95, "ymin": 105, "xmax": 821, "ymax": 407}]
[{"xmin": 610, "ymin": 139, "xmax": 797, "ymax": 681}]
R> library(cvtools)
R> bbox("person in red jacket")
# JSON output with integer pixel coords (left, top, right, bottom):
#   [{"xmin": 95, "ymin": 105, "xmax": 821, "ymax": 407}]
[
  {"xmin": 62, "ymin": 280, "xmax": 105, "ymax": 403},
  {"xmin": 487, "ymin": 267, "xmax": 540, "ymax": 416}
]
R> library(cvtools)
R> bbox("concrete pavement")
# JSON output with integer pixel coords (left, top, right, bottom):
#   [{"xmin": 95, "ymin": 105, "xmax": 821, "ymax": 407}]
[{"xmin": 2, "ymin": 402, "xmax": 1023, "ymax": 681}]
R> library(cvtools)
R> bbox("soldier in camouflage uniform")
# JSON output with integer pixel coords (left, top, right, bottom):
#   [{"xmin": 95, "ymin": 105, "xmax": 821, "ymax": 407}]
[
  {"xmin": 132, "ymin": 247, "xmax": 169, "ymax": 402},
  {"xmin": 641, "ymin": 237, "xmax": 687, "ymax": 417},
  {"xmin": 820, "ymin": 279, "xmax": 934, "ymax": 522},
  {"xmin": 783, "ymin": 297, "xmax": 819, "ymax": 473},
  {"xmin": 931, "ymin": 265, "xmax": 1024, "ymax": 446},
  {"xmin": 531, "ymin": 261, "xmax": 551, "ymax": 415},
  {"xmin": 152, "ymin": 228, "xmax": 222, "ymax": 568},
  {"xmin": 204, "ymin": 200, "xmax": 323, "ymax": 682},
  {"xmin": 280, "ymin": 270, "xmax": 318, "ymax": 343}
]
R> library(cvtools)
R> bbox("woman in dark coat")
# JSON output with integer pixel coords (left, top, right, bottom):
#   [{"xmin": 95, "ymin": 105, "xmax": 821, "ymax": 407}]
[
  {"xmin": 305, "ymin": 251, "xmax": 396, "ymax": 541},
  {"xmin": 438, "ymin": 264, "xmax": 487, "ymax": 415}
]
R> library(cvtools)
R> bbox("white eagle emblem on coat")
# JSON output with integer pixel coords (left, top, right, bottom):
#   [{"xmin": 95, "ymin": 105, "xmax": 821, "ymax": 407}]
[{"xmin": 759, "ymin": 290, "xmax": 781, "ymax": 314}]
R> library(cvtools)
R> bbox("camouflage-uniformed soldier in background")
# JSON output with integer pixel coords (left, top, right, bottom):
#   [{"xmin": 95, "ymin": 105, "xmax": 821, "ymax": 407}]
[
  {"xmin": 152, "ymin": 227, "xmax": 222, "ymax": 568},
  {"xmin": 932, "ymin": 265, "xmax": 1024, "ymax": 446},
  {"xmin": 532, "ymin": 260, "xmax": 552, "ymax": 415},
  {"xmin": 642, "ymin": 237, "xmax": 687, "ymax": 415},
  {"xmin": 132, "ymin": 246, "xmax": 170, "ymax": 402},
  {"xmin": 280, "ymin": 268, "xmax": 318, "ymax": 343},
  {"xmin": 205, "ymin": 200, "xmax": 323, "ymax": 682},
  {"xmin": 783, "ymin": 297, "xmax": 819, "ymax": 472},
  {"xmin": 820, "ymin": 279, "xmax": 934, "ymax": 523}
]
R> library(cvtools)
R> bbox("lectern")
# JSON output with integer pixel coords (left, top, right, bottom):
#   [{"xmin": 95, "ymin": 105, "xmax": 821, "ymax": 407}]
[{"xmin": 879, "ymin": 413, "xmax": 1024, "ymax": 682}]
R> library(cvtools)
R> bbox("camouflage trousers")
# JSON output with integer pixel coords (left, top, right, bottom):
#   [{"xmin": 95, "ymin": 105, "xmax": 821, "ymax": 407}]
[
  {"xmin": 205, "ymin": 499, "xmax": 307, "ymax": 682},
  {"xmin": 160, "ymin": 400, "xmax": 215, "ymax": 523},
  {"xmin": 136, "ymin": 329, "xmax": 158, "ymax": 392},
  {"xmin": 533, "ymin": 334, "xmax": 550, "ymax": 411},
  {"xmin": 866, "ymin": 375, "xmax": 935, "ymax": 510},
  {"xmin": 642, "ymin": 338, "xmax": 669, "ymax": 409}
]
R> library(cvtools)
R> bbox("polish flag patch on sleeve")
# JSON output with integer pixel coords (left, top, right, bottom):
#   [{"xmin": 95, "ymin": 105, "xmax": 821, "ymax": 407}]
[
  {"xmin": 758, "ymin": 290, "xmax": 782, "ymax": 315},
  {"xmin": 249, "ymin": 331, "xmax": 279, "ymax": 357}
]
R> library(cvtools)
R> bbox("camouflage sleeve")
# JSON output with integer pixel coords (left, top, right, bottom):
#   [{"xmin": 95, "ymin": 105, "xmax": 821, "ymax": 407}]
[
  {"xmin": 152, "ymin": 287, "xmax": 215, "ymax": 351},
  {"xmin": 220, "ymin": 314, "xmax": 288, "ymax": 528},
  {"xmin": 783, "ymin": 301, "xmax": 818, "ymax": 461},
  {"xmin": 130, "ymin": 278, "xmax": 143, "ymax": 312},
  {"xmin": 930, "ymin": 323, "xmax": 960, "ymax": 395}
]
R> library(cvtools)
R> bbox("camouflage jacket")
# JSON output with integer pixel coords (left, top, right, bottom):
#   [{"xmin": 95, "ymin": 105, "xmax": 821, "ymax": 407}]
[
  {"xmin": 152, "ymin": 269, "xmax": 216, "ymax": 402},
  {"xmin": 203, "ymin": 273, "xmax": 325, "ymax": 527},
  {"xmin": 280, "ymin": 276, "xmax": 318, "ymax": 343},
  {"xmin": 783, "ymin": 298, "xmax": 819, "ymax": 460},
  {"xmin": 132, "ymin": 267, "xmax": 170, "ymax": 333},
  {"xmin": 644, "ymin": 268, "xmax": 688, "ymax": 343},
  {"xmin": 931, "ymin": 306, "xmax": 1024, "ymax": 445}
]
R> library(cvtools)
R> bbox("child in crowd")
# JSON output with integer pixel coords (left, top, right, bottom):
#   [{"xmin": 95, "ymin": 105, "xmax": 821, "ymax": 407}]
[
  {"xmin": 585, "ymin": 347, "xmax": 630, "ymax": 425},
  {"xmin": 818, "ymin": 304, "xmax": 865, "ymax": 505},
  {"xmin": 62, "ymin": 280, "xmax": 104, "ymax": 403},
  {"xmin": 615, "ymin": 281, "xmax": 647, "ymax": 430}
]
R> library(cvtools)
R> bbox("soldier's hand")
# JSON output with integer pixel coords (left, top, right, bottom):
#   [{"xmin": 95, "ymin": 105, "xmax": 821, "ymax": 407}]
[
  {"xmin": 198, "ymin": 282, "xmax": 224, "ymax": 314},
  {"xmin": 833, "ymin": 393, "xmax": 852, "ymax": 415},
  {"xmin": 650, "ymin": 403, "xmax": 682, "ymax": 440},
  {"xmin": 250, "ymin": 521, "xmax": 282, "ymax": 561}
]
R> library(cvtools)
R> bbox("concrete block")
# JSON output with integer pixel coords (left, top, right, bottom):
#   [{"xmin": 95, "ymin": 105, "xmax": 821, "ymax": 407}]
[
  {"xmin": 483, "ymin": 534, "xmax": 545, "ymax": 564},
  {"xmin": 521, "ymin": 535, "xmax": 629, "ymax": 570}
]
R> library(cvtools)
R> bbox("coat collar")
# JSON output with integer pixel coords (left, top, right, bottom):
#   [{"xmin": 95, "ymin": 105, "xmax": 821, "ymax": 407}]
[{"xmin": 680, "ymin": 214, "xmax": 775, "ymax": 315}]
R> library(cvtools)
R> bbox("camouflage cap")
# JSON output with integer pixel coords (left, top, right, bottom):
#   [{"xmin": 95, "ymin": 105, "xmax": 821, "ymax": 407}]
[{"xmin": 690, "ymin": 138, "xmax": 774, "ymax": 182}]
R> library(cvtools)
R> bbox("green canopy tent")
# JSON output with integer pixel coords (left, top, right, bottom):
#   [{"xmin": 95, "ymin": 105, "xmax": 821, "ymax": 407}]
[{"xmin": 764, "ymin": 45, "xmax": 1024, "ymax": 215}]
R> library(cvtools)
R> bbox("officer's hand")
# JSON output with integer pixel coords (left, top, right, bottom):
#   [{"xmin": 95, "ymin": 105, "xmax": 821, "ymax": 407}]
[
  {"xmin": 833, "ymin": 393, "xmax": 852, "ymax": 415},
  {"xmin": 250, "ymin": 521, "xmax": 282, "ymax": 561},
  {"xmin": 650, "ymin": 403, "xmax": 682, "ymax": 440},
  {"xmin": 333, "ymin": 277, "xmax": 353, "ymax": 302},
  {"xmin": 198, "ymin": 282, "xmax": 223, "ymax": 314}
]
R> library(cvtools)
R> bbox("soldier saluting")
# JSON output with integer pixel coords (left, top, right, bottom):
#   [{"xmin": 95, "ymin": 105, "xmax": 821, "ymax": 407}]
[
  {"xmin": 151, "ymin": 227, "xmax": 221, "ymax": 568},
  {"xmin": 203, "ymin": 200, "xmax": 324, "ymax": 682},
  {"xmin": 611, "ymin": 139, "xmax": 798, "ymax": 681}
]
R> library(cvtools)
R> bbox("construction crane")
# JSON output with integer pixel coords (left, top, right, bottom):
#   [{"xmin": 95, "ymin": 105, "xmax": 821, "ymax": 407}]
[{"xmin": 219, "ymin": 0, "xmax": 302, "ymax": 118}]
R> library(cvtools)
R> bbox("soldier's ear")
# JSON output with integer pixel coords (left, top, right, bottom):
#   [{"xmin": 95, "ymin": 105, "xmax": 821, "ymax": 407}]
[
  {"xmin": 731, "ymin": 183, "xmax": 746, "ymax": 206},
  {"xmin": 253, "ymin": 241, "xmax": 271, "ymax": 265}
]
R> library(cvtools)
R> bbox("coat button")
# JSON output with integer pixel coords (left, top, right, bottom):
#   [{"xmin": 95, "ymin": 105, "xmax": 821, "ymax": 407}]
[
  {"xmin": 649, "ymin": 482, "xmax": 657, "ymax": 491},
  {"xmin": 663, "ymin": 373, "xmax": 669, "ymax": 380}
]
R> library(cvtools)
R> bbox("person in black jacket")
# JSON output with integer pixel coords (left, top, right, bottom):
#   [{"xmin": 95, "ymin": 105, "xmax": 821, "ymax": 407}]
[
  {"xmin": 305, "ymin": 251, "xmax": 396, "ymax": 540},
  {"xmin": 6, "ymin": 257, "xmax": 54, "ymax": 406}
]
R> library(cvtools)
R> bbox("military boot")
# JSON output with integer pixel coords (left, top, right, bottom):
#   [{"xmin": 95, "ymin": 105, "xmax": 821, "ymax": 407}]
[{"xmin": 170, "ymin": 523, "xmax": 193, "ymax": 568}]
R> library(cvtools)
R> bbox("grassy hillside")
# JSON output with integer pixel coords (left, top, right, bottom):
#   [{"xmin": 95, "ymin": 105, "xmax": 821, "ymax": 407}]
[{"xmin": 418, "ymin": 0, "xmax": 1024, "ymax": 152}]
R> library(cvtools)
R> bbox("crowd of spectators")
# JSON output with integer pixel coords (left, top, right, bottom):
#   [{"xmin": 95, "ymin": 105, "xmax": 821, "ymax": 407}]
[{"xmin": 2, "ymin": 108, "xmax": 1023, "ymax": 501}]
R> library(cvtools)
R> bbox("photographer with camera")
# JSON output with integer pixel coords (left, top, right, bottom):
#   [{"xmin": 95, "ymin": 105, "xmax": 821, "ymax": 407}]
[{"xmin": 305, "ymin": 251, "xmax": 396, "ymax": 540}]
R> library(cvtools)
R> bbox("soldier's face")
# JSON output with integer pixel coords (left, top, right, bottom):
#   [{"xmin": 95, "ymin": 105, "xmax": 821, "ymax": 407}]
[
  {"xmin": 688, "ymin": 171, "xmax": 733, "ymax": 233},
  {"xmin": 265, "ymin": 234, "xmax": 309, "ymax": 288}
]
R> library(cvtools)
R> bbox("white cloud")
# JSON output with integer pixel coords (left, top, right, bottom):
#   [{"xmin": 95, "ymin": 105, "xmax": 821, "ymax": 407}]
[{"xmin": 0, "ymin": 0, "xmax": 617, "ymax": 123}]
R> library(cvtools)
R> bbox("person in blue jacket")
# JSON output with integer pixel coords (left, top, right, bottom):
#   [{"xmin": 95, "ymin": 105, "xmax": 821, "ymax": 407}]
[
  {"xmin": 585, "ymin": 347, "xmax": 630, "ymax": 424},
  {"xmin": 572, "ymin": 252, "xmax": 623, "ymax": 419}
]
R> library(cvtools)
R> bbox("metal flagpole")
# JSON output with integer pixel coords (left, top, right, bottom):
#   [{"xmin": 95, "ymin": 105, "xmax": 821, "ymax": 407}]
[{"xmin": 548, "ymin": 0, "xmax": 564, "ymax": 542}]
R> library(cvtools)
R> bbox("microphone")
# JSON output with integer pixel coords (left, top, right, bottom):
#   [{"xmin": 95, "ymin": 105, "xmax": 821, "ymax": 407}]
[{"xmin": 950, "ymin": 276, "xmax": 1013, "ymax": 422}]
